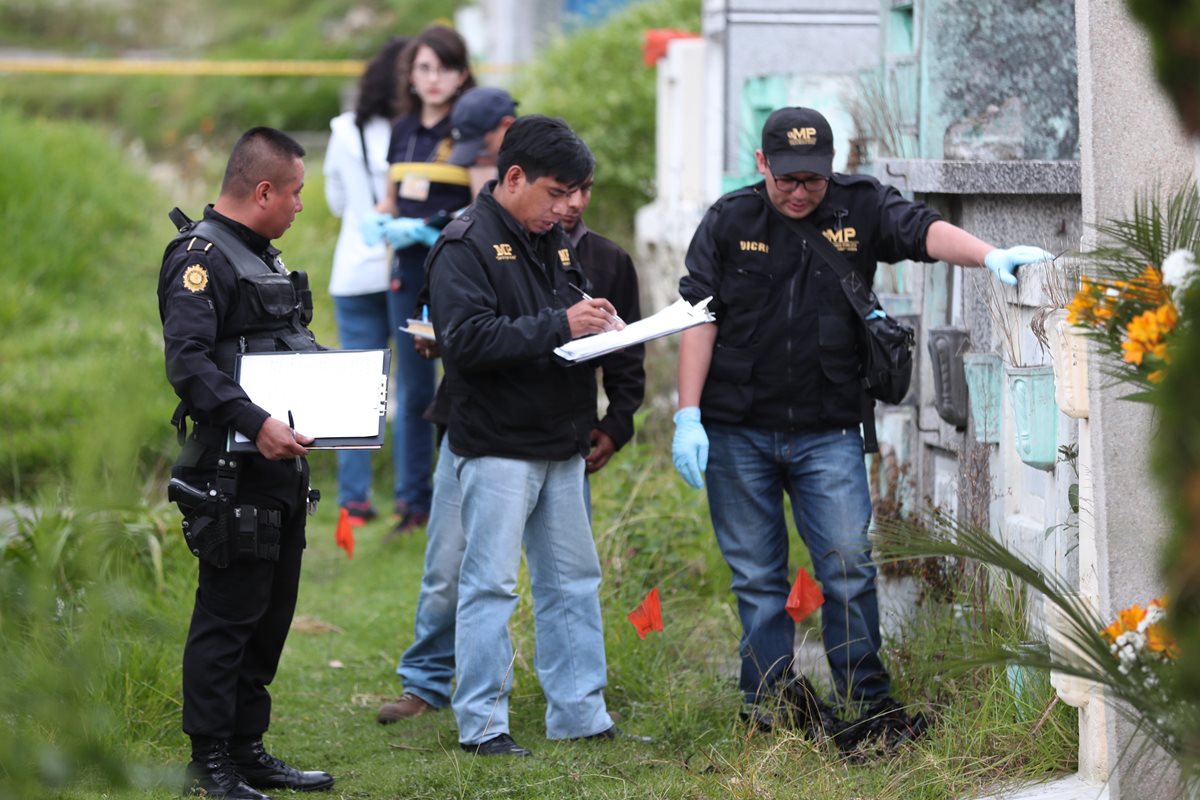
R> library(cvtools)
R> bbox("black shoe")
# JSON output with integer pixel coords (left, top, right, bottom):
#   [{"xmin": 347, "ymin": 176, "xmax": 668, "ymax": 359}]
[
  {"xmin": 574, "ymin": 725, "xmax": 653, "ymax": 743},
  {"xmin": 460, "ymin": 733, "xmax": 532, "ymax": 757},
  {"xmin": 185, "ymin": 740, "xmax": 271, "ymax": 799},
  {"xmin": 783, "ymin": 675, "xmax": 847, "ymax": 741},
  {"xmin": 836, "ymin": 697, "xmax": 929, "ymax": 761},
  {"xmin": 229, "ymin": 739, "xmax": 334, "ymax": 792},
  {"xmin": 738, "ymin": 705, "xmax": 777, "ymax": 734}
]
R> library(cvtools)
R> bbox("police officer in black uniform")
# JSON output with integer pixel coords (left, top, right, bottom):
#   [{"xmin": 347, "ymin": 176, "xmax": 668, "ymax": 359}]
[
  {"xmin": 672, "ymin": 107, "xmax": 1052, "ymax": 755},
  {"xmin": 158, "ymin": 127, "xmax": 334, "ymax": 798}
]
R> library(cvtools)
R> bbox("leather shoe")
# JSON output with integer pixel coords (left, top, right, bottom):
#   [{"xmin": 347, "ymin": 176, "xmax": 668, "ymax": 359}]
[
  {"xmin": 185, "ymin": 740, "xmax": 270, "ymax": 799},
  {"xmin": 378, "ymin": 691, "xmax": 433, "ymax": 724},
  {"xmin": 460, "ymin": 733, "xmax": 532, "ymax": 756},
  {"xmin": 229, "ymin": 739, "xmax": 334, "ymax": 792},
  {"xmin": 574, "ymin": 726, "xmax": 653, "ymax": 743}
]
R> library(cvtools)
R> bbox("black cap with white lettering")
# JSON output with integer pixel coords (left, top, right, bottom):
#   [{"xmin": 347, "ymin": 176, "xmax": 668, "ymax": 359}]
[{"xmin": 761, "ymin": 107, "xmax": 834, "ymax": 177}]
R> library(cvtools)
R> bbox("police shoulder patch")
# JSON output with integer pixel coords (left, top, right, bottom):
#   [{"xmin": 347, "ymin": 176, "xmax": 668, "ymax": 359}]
[{"xmin": 182, "ymin": 264, "xmax": 209, "ymax": 293}]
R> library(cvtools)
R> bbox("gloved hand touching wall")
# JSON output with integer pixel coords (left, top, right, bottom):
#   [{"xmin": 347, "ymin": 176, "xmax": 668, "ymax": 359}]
[{"xmin": 984, "ymin": 246, "xmax": 1054, "ymax": 286}]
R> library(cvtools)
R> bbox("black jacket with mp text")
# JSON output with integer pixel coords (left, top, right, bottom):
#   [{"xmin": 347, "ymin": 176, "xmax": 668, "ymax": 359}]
[
  {"xmin": 678, "ymin": 174, "xmax": 941, "ymax": 431},
  {"xmin": 426, "ymin": 182, "xmax": 597, "ymax": 460}
]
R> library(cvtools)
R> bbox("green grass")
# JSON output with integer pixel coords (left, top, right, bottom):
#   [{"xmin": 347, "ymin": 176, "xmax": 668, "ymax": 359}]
[{"xmin": 18, "ymin": 437, "xmax": 1075, "ymax": 799}]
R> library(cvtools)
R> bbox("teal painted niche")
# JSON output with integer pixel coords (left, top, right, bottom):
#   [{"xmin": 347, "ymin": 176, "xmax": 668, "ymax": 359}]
[
  {"xmin": 1006, "ymin": 365, "xmax": 1058, "ymax": 471},
  {"xmin": 963, "ymin": 352, "xmax": 1003, "ymax": 444}
]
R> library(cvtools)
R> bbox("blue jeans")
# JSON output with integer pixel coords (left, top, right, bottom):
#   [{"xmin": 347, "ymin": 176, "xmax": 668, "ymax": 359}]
[
  {"xmin": 396, "ymin": 437, "xmax": 462, "ymax": 707},
  {"xmin": 397, "ymin": 441, "xmax": 597, "ymax": 708},
  {"xmin": 452, "ymin": 454, "xmax": 612, "ymax": 744},
  {"xmin": 386, "ymin": 251, "xmax": 435, "ymax": 513},
  {"xmin": 332, "ymin": 292, "xmax": 392, "ymax": 507},
  {"xmin": 705, "ymin": 423, "xmax": 887, "ymax": 705}
]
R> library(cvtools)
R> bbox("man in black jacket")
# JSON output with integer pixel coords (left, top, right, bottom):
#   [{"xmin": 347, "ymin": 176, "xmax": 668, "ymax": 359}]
[
  {"xmin": 427, "ymin": 115, "xmax": 621, "ymax": 756},
  {"xmin": 378, "ymin": 162, "xmax": 646, "ymax": 726},
  {"xmin": 672, "ymin": 107, "xmax": 1051, "ymax": 752},
  {"xmin": 562, "ymin": 176, "xmax": 645, "ymax": 473},
  {"xmin": 159, "ymin": 127, "xmax": 334, "ymax": 798}
]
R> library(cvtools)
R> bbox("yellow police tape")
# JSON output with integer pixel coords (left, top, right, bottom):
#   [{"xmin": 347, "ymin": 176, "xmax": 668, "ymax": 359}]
[
  {"xmin": 0, "ymin": 58, "xmax": 364, "ymax": 77},
  {"xmin": 0, "ymin": 57, "xmax": 512, "ymax": 77}
]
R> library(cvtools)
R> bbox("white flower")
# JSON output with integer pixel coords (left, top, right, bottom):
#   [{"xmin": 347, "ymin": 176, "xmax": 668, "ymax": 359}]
[
  {"xmin": 1116, "ymin": 630, "xmax": 1146, "ymax": 656},
  {"xmin": 1161, "ymin": 249, "xmax": 1198, "ymax": 303},
  {"xmin": 1137, "ymin": 604, "xmax": 1166, "ymax": 633}
]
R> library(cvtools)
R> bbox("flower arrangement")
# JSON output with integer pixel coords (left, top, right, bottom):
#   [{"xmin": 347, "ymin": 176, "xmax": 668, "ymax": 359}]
[
  {"xmin": 1101, "ymin": 596, "xmax": 1179, "ymax": 684},
  {"xmin": 1066, "ymin": 263, "xmax": 1183, "ymax": 385},
  {"xmin": 1068, "ymin": 187, "xmax": 1200, "ymax": 394}
]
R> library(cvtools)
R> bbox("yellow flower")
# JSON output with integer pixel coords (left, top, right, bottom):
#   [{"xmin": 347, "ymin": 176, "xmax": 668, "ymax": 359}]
[
  {"xmin": 1119, "ymin": 603, "xmax": 1147, "ymax": 632},
  {"xmin": 1121, "ymin": 302, "xmax": 1178, "ymax": 368},
  {"xmin": 1122, "ymin": 338, "xmax": 1147, "ymax": 366},
  {"xmin": 1145, "ymin": 623, "xmax": 1173, "ymax": 656},
  {"xmin": 1102, "ymin": 619, "xmax": 1126, "ymax": 644}
]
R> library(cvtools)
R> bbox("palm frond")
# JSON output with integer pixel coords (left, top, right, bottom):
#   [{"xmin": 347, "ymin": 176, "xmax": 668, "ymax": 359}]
[{"xmin": 874, "ymin": 512, "xmax": 1197, "ymax": 760}]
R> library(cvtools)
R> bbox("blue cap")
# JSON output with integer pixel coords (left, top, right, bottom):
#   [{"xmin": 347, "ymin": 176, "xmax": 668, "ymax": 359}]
[{"xmin": 448, "ymin": 87, "xmax": 518, "ymax": 166}]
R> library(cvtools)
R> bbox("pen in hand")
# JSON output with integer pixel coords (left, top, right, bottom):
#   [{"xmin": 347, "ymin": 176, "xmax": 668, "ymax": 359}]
[
  {"xmin": 287, "ymin": 410, "xmax": 302, "ymax": 472},
  {"xmin": 568, "ymin": 282, "xmax": 625, "ymax": 327}
]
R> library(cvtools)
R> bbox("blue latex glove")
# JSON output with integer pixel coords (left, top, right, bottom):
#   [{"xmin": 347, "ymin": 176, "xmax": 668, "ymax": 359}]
[
  {"xmin": 382, "ymin": 216, "xmax": 428, "ymax": 249},
  {"xmin": 984, "ymin": 246, "xmax": 1054, "ymax": 286},
  {"xmin": 866, "ymin": 309, "xmax": 886, "ymax": 320},
  {"xmin": 411, "ymin": 223, "xmax": 441, "ymax": 248},
  {"xmin": 672, "ymin": 407, "xmax": 709, "ymax": 489},
  {"xmin": 359, "ymin": 211, "xmax": 391, "ymax": 247}
]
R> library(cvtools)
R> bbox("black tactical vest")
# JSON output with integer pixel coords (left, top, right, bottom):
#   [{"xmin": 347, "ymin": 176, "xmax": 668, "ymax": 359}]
[{"xmin": 168, "ymin": 216, "xmax": 318, "ymax": 376}]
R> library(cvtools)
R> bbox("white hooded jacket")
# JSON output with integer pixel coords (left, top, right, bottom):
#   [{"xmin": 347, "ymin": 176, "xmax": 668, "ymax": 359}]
[{"xmin": 324, "ymin": 111, "xmax": 392, "ymax": 296}]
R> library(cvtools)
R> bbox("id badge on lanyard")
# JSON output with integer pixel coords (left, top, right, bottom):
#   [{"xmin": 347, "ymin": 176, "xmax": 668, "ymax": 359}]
[{"xmin": 399, "ymin": 174, "xmax": 431, "ymax": 202}]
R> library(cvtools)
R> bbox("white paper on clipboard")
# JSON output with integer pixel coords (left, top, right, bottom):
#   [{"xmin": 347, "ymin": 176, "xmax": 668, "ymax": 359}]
[
  {"xmin": 229, "ymin": 349, "xmax": 389, "ymax": 451},
  {"xmin": 553, "ymin": 297, "xmax": 714, "ymax": 363}
]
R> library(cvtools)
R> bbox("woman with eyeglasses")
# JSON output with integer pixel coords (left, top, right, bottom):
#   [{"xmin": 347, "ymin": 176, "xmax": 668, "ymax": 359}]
[{"xmin": 366, "ymin": 25, "xmax": 475, "ymax": 538}]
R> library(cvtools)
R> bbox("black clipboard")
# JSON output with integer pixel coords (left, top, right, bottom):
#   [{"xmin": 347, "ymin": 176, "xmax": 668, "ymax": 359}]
[{"xmin": 227, "ymin": 349, "xmax": 391, "ymax": 452}]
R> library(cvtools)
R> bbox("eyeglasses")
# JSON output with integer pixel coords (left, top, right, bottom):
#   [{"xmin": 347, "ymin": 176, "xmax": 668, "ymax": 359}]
[
  {"xmin": 413, "ymin": 63, "xmax": 462, "ymax": 77},
  {"xmin": 770, "ymin": 172, "xmax": 828, "ymax": 193}
]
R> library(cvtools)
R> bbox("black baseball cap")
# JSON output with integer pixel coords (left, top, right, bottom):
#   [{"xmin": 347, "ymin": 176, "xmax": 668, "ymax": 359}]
[
  {"xmin": 761, "ymin": 107, "xmax": 834, "ymax": 177},
  {"xmin": 448, "ymin": 87, "xmax": 519, "ymax": 167}
]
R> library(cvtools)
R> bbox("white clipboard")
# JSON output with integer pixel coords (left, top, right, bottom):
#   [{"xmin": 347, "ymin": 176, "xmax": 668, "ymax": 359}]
[
  {"xmin": 553, "ymin": 297, "xmax": 714, "ymax": 363},
  {"xmin": 227, "ymin": 349, "xmax": 390, "ymax": 452}
]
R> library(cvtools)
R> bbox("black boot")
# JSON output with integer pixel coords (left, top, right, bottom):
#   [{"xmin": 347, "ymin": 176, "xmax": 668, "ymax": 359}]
[
  {"xmin": 229, "ymin": 737, "xmax": 334, "ymax": 793},
  {"xmin": 836, "ymin": 696, "xmax": 929, "ymax": 762},
  {"xmin": 782, "ymin": 675, "xmax": 847, "ymax": 741},
  {"xmin": 185, "ymin": 737, "xmax": 271, "ymax": 799}
]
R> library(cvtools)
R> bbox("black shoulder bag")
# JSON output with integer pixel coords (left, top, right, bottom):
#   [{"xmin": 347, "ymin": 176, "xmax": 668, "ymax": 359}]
[
  {"xmin": 782, "ymin": 215, "xmax": 915, "ymax": 406},
  {"xmin": 770, "ymin": 211, "xmax": 916, "ymax": 453}
]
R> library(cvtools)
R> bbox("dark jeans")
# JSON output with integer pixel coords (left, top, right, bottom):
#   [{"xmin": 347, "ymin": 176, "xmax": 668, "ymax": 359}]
[{"xmin": 705, "ymin": 423, "xmax": 888, "ymax": 705}]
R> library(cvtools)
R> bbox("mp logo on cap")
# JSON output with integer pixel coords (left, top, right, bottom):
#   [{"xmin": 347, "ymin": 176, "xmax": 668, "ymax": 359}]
[{"xmin": 787, "ymin": 127, "xmax": 818, "ymax": 146}]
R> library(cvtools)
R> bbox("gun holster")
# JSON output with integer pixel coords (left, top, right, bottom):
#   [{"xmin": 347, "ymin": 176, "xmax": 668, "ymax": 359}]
[{"xmin": 168, "ymin": 454, "xmax": 282, "ymax": 567}]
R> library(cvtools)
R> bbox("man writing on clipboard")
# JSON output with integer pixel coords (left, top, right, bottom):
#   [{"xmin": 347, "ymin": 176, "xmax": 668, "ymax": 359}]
[{"xmin": 158, "ymin": 127, "xmax": 334, "ymax": 799}]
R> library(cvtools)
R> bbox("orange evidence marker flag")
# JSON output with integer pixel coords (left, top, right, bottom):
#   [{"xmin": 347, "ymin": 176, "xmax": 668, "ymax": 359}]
[
  {"xmin": 786, "ymin": 567, "xmax": 824, "ymax": 622},
  {"xmin": 627, "ymin": 587, "xmax": 664, "ymax": 639},
  {"xmin": 334, "ymin": 507, "xmax": 356, "ymax": 559}
]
